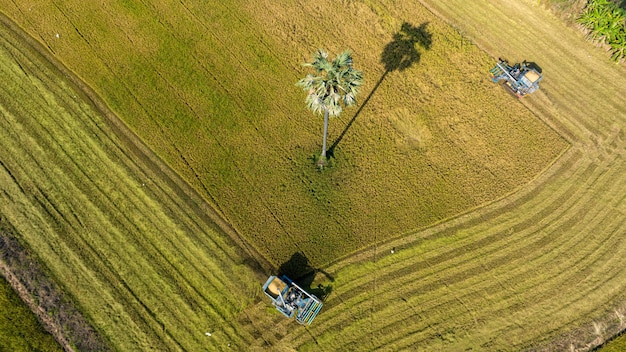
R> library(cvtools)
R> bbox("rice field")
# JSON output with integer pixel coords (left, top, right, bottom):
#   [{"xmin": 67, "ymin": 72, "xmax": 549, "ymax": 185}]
[
  {"xmin": 262, "ymin": 1, "xmax": 626, "ymax": 350},
  {"xmin": 1, "ymin": 0, "xmax": 625, "ymax": 351},
  {"xmin": 0, "ymin": 14, "xmax": 261, "ymax": 351},
  {"xmin": 0, "ymin": 0, "xmax": 566, "ymax": 267}
]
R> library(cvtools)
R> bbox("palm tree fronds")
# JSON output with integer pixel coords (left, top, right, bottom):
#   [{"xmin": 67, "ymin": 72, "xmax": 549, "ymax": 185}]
[
  {"xmin": 297, "ymin": 49, "xmax": 364, "ymax": 164},
  {"xmin": 297, "ymin": 48, "xmax": 364, "ymax": 115}
]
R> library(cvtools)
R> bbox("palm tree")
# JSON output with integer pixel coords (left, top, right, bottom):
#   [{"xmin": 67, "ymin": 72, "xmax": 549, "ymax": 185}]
[{"xmin": 297, "ymin": 49, "xmax": 363, "ymax": 168}]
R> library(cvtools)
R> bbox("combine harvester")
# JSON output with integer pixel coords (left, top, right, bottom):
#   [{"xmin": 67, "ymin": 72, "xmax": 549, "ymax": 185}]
[
  {"xmin": 490, "ymin": 59, "xmax": 542, "ymax": 97},
  {"xmin": 263, "ymin": 275, "xmax": 323, "ymax": 325}
]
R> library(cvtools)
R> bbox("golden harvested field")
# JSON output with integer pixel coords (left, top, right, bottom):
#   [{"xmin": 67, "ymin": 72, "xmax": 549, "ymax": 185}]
[
  {"xmin": 0, "ymin": 0, "xmax": 625, "ymax": 351},
  {"xmin": 0, "ymin": 0, "xmax": 566, "ymax": 267},
  {"xmin": 0, "ymin": 15, "xmax": 261, "ymax": 350}
]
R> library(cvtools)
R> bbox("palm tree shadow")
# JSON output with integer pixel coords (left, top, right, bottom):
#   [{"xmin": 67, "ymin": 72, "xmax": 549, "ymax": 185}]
[{"xmin": 327, "ymin": 22, "xmax": 433, "ymax": 158}]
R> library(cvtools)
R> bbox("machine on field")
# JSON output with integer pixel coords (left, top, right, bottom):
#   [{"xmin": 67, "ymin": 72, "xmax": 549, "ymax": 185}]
[
  {"xmin": 490, "ymin": 59, "xmax": 542, "ymax": 97},
  {"xmin": 263, "ymin": 275, "xmax": 323, "ymax": 325}
]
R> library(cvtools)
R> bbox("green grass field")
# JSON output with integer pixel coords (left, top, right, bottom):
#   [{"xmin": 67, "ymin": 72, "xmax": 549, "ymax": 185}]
[
  {"xmin": 0, "ymin": 276, "xmax": 62, "ymax": 352},
  {"xmin": 0, "ymin": 0, "xmax": 566, "ymax": 267},
  {"xmin": 601, "ymin": 333, "xmax": 626, "ymax": 352},
  {"xmin": 0, "ymin": 0, "xmax": 625, "ymax": 350}
]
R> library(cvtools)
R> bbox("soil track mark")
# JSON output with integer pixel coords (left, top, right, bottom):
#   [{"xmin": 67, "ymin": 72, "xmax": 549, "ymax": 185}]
[{"xmin": 1, "ymin": 0, "xmax": 624, "ymax": 350}]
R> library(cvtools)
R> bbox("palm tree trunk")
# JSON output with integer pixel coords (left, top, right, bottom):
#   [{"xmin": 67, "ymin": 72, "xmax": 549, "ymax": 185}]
[
  {"xmin": 321, "ymin": 108, "xmax": 329, "ymax": 158},
  {"xmin": 317, "ymin": 108, "xmax": 329, "ymax": 168}
]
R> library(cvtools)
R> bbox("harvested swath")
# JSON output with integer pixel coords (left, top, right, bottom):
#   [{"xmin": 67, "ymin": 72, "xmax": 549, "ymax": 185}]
[
  {"xmin": 0, "ymin": 16, "xmax": 261, "ymax": 351},
  {"xmin": 3, "ymin": 0, "xmax": 623, "ymax": 350}
]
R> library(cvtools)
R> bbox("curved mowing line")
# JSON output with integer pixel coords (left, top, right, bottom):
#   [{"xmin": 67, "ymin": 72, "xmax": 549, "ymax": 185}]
[
  {"xmin": 0, "ymin": 2, "xmax": 264, "ymax": 270},
  {"xmin": 1, "ymin": 90, "xmax": 251, "ymax": 350},
  {"xmin": 2, "ymin": 0, "xmax": 625, "ymax": 350},
  {"xmin": 0, "ymin": 119, "xmax": 182, "ymax": 349},
  {"xmin": 315, "ymin": 155, "xmax": 599, "ymax": 314},
  {"xmin": 369, "ymin": 211, "xmax": 626, "ymax": 349},
  {"xmin": 286, "ymin": 0, "xmax": 625, "ymax": 347},
  {"xmin": 47, "ymin": 2, "xmax": 286, "ymax": 265},
  {"xmin": 289, "ymin": 149, "xmax": 625, "ymax": 349},
  {"xmin": 288, "ymin": 177, "xmax": 603, "ymax": 345},
  {"xmin": 300, "ymin": 208, "xmax": 626, "ymax": 350}
]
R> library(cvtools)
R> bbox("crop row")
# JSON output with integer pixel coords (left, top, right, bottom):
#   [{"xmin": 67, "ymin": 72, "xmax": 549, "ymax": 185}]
[
  {"xmin": 266, "ymin": 0, "xmax": 626, "ymax": 350},
  {"xmin": 0, "ymin": 20, "xmax": 260, "ymax": 351}
]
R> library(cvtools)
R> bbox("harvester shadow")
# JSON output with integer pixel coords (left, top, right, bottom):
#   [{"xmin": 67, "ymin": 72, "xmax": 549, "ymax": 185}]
[
  {"xmin": 277, "ymin": 252, "xmax": 334, "ymax": 301},
  {"xmin": 327, "ymin": 21, "xmax": 433, "ymax": 158},
  {"xmin": 524, "ymin": 61, "xmax": 542, "ymax": 74},
  {"xmin": 500, "ymin": 58, "xmax": 543, "ymax": 74}
]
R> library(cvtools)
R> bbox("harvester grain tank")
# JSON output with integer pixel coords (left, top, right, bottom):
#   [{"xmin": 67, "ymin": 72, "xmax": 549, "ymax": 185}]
[
  {"xmin": 263, "ymin": 275, "xmax": 323, "ymax": 325},
  {"xmin": 490, "ymin": 59, "xmax": 542, "ymax": 97}
]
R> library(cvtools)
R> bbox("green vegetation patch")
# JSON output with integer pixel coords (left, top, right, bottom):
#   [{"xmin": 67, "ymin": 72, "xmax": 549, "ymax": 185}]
[
  {"xmin": 0, "ymin": 276, "xmax": 62, "ymax": 352},
  {"xmin": 579, "ymin": 0, "xmax": 626, "ymax": 62},
  {"xmin": 600, "ymin": 332, "xmax": 626, "ymax": 352}
]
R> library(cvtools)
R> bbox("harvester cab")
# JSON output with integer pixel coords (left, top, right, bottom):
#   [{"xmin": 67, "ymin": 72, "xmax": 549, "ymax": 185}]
[
  {"xmin": 490, "ymin": 59, "xmax": 542, "ymax": 97},
  {"xmin": 263, "ymin": 275, "xmax": 323, "ymax": 325}
]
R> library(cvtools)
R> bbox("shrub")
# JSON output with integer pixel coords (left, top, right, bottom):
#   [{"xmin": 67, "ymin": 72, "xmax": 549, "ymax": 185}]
[{"xmin": 578, "ymin": 0, "xmax": 626, "ymax": 62}]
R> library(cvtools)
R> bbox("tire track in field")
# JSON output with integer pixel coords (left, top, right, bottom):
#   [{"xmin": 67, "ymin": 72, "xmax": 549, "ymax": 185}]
[
  {"xmin": 372, "ymin": 199, "xmax": 626, "ymax": 349},
  {"xmin": 125, "ymin": 0, "xmax": 313, "ymax": 261},
  {"xmin": 2, "ymin": 1, "xmax": 625, "ymax": 350},
  {"xmin": 288, "ymin": 158, "xmax": 597, "ymax": 341},
  {"xmin": 331, "ymin": 150, "xmax": 623, "ymax": 350},
  {"xmin": 4, "ymin": 4, "xmax": 273, "ymax": 273},
  {"xmin": 8, "ymin": 0, "xmax": 268, "ymax": 267},
  {"xmin": 288, "ymin": 153, "xmax": 624, "ymax": 347},
  {"xmin": 314, "ymin": 153, "xmax": 595, "ymax": 310},
  {"xmin": 0, "ymin": 86, "xmax": 188, "ymax": 350},
  {"xmin": 70, "ymin": 0, "xmax": 305, "ymax": 264}
]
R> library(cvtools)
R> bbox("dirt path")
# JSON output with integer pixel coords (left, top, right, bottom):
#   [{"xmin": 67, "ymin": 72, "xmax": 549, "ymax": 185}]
[{"xmin": 0, "ymin": 259, "xmax": 74, "ymax": 352}]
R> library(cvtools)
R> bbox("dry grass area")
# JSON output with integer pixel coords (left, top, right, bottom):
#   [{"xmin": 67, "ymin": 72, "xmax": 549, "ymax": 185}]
[{"xmin": 0, "ymin": 0, "xmax": 566, "ymax": 267}]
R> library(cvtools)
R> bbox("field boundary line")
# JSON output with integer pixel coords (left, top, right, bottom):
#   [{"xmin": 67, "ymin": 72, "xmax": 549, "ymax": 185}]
[
  {"xmin": 323, "ymin": 142, "xmax": 575, "ymax": 272},
  {"xmin": 322, "ymin": 0, "xmax": 585, "ymax": 273}
]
